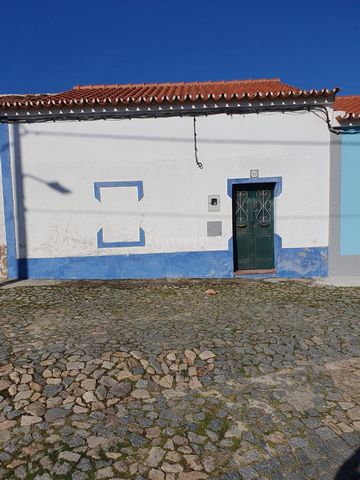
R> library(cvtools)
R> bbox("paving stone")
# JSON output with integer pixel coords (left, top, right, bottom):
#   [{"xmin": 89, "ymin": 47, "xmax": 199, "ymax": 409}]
[
  {"xmin": 238, "ymin": 466, "xmax": 259, "ymax": 479},
  {"xmin": 289, "ymin": 436, "xmax": 308, "ymax": 448},
  {"xmin": 77, "ymin": 458, "xmax": 93, "ymax": 471},
  {"xmin": 81, "ymin": 379, "xmax": 96, "ymax": 390},
  {"xmin": 128, "ymin": 433, "xmax": 147, "ymax": 447},
  {"xmin": 67, "ymin": 362, "xmax": 84, "ymax": 371},
  {"xmin": 96, "ymin": 466, "xmax": 113, "ymax": 479},
  {"xmin": 20, "ymin": 414, "xmax": 43, "ymax": 426},
  {"xmin": 219, "ymin": 474, "xmax": 241, "ymax": 480},
  {"xmin": 109, "ymin": 381, "xmax": 132, "ymax": 398},
  {"xmin": 0, "ymin": 380, "xmax": 11, "ymax": 391},
  {"xmin": 159, "ymin": 375, "xmax": 173, "ymax": 388},
  {"xmin": 146, "ymin": 447, "xmax": 166, "ymax": 467},
  {"xmin": 149, "ymin": 469, "xmax": 165, "ymax": 480},
  {"xmin": 132, "ymin": 388, "xmax": 150, "ymax": 399},
  {"xmin": 42, "ymin": 384, "xmax": 63, "ymax": 398},
  {"xmin": 72, "ymin": 472, "xmax": 88, "ymax": 480},
  {"xmin": 199, "ymin": 351, "xmax": 215, "ymax": 360},
  {"xmin": 178, "ymin": 473, "xmax": 208, "ymax": 480},
  {"xmin": 44, "ymin": 408, "xmax": 70, "ymax": 422},
  {"xmin": 83, "ymin": 391, "xmax": 97, "ymax": 403},
  {"xmin": 34, "ymin": 474, "xmax": 51, "ymax": 480},
  {"xmin": 59, "ymin": 451, "xmax": 81, "ymax": 462},
  {"xmin": 161, "ymin": 462, "xmax": 183, "ymax": 473},
  {"xmin": 53, "ymin": 461, "xmax": 71, "ymax": 475},
  {"xmin": 24, "ymin": 401, "xmax": 45, "ymax": 417},
  {"xmin": 0, "ymin": 419, "xmax": 17, "ymax": 430}
]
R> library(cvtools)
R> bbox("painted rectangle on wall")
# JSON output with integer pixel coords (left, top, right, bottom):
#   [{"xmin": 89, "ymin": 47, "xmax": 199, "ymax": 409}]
[{"xmin": 340, "ymin": 134, "xmax": 360, "ymax": 255}]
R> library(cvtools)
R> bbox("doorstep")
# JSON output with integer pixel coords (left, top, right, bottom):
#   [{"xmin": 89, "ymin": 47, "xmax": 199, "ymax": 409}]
[{"xmin": 234, "ymin": 269, "xmax": 276, "ymax": 275}]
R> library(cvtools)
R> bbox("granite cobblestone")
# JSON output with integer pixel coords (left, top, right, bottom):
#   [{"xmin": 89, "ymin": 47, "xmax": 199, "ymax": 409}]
[{"xmin": 0, "ymin": 279, "xmax": 359, "ymax": 479}]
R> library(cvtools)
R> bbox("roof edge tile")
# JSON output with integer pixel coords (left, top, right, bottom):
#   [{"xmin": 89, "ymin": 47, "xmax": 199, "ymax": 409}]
[{"xmin": 0, "ymin": 78, "xmax": 339, "ymax": 112}]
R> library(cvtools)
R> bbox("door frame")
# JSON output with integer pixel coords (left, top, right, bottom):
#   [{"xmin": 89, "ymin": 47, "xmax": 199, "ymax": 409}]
[{"xmin": 227, "ymin": 176, "xmax": 282, "ymax": 274}]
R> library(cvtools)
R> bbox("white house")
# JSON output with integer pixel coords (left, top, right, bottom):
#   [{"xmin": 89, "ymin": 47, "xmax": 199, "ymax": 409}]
[{"xmin": 0, "ymin": 78, "xmax": 357, "ymax": 280}]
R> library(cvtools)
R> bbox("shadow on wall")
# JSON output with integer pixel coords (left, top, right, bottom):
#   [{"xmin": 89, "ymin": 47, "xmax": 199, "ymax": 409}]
[
  {"xmin": 23, "ymin": 126, "xmax": 360, "ymax": 147},
  {"xmin": 12, "ymin": 124, "xmax": 71, "ymax": 279},
  {"xmin": 334, "ymin": 448, "xmax": 360, "ymax": 480}
]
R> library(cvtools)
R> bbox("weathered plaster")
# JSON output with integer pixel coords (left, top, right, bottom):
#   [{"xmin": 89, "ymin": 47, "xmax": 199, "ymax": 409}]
[
  {"xmin": 18, "ymin": 236, "xmax": 327, "ymax": 280},
  {"xmin": 0, "ymin": 245, "xmax": 7, "ymax": 278}
]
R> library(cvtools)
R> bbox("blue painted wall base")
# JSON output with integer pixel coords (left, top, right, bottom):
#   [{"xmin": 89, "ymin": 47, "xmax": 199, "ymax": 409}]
[{"xmin": 18, "ymin": 235, "xmax": 328, "ymax": 279}]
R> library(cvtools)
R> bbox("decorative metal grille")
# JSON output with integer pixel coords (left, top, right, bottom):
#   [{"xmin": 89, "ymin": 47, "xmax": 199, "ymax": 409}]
[
  {"xmin": 255, "ymin": 190, "xmax": 271, "ymax": 226},
  {"xmin": 236, "ymin": 191, "xmax": 248, "ymax": 227}
]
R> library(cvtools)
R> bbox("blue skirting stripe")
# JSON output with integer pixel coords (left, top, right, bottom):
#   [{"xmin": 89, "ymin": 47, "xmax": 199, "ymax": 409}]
[
  {"xmin": 0, "ymin": 124, "xmax": 17, "ymax": 279},
  {"xmin": 19, "ymin": 249, "xmax": 235, "ymax": 280},
  {"xmin": 275, "ymin": 235, "xmax": 328, "ymax": 277},
  {"xmin": 19, "ymin": 237, "xmax": 328, "ymax": 280}
]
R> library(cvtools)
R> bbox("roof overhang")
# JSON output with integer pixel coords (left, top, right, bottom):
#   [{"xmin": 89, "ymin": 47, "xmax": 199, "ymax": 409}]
[
  {"xmin": 335, "ymin": 113, "xmax": 360, "ymax": 127},
  {"xmin": 0, "ymin": 94, "xmax": 337, "ymax": 124}
]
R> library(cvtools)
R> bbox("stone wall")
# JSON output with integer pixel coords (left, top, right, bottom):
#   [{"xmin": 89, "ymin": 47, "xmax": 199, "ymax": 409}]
[{"xmin": 0, "ymin": 245, "xmax": 7, "ymax": 279}]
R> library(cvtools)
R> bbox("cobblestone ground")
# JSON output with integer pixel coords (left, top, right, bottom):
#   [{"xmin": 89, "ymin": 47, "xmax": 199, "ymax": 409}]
[{"xmin": 0, "ymin": 279, "xmax": 359, "ymax": 480}]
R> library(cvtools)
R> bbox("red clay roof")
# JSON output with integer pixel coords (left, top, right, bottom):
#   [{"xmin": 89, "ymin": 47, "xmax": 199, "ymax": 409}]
[
  {"xmin": 0, "ymin": 78, "xmax": 338, "ymax": 110},
  {"xmin": 334, "ymin": 95, "xmax": 360, "ymax": 120}
]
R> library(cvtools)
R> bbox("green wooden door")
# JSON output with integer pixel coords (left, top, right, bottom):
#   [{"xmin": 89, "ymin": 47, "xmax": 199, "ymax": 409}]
[{"xmin": 233, "ymin": 183, "xmax": 275, "ymax": 271}]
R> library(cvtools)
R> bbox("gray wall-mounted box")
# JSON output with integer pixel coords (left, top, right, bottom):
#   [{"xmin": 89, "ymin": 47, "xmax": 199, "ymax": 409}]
[
  {"xmin": 207, "ymin": 221, "xmax": 222, "ymax": 237},
  {"xmin": 208, "ymin": 194, "xmax": 220, "ymax": 212}
]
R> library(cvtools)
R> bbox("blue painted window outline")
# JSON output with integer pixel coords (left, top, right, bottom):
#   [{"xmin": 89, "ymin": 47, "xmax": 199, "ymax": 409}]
[{"xmin": 94, "ymin": 180, "xmax": 145, "ymax": 248}]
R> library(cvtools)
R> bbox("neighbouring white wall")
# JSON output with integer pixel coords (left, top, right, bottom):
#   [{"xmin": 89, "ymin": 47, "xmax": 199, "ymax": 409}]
[{"xmin": 9, "ymin": 111, "xmax": 331, "ymax": 259}]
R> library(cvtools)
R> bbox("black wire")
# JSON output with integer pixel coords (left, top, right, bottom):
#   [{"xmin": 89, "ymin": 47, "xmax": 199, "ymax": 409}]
[
  {"xmin": 193, "ymin": 117, "xmax": 203, "ymax": 169},
  {"xmin": 0, "ymin": 104, "xmax": 332, "ymax": 124},
  {"xmin": 1, "ymin": 104, "xmax": 359, "ymax": 136},
  {"xmin": 310, "ymin": 106, "xmax": 360, "ymax": 135}
]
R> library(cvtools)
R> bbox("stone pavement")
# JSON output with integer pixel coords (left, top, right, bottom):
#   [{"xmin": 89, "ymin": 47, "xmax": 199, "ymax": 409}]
[
  {"xmin": 316, "ymin": 276, "xmax": 360, "ymax": 287},
  {"xmin": 0, "ymin": 279, "xmax": 359, "ymax": 480}
]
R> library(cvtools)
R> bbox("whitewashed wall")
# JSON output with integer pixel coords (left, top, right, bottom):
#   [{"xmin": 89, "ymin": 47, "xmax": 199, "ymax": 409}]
[{"xmin": 8, "ymin": 111, "xmax": 330, "ymax": 260}]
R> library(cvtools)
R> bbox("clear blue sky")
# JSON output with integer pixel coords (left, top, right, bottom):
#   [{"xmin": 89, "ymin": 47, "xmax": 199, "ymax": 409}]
[{"xmin": 1, "ymin": 0, "xmax": 359, "ymax": 95}]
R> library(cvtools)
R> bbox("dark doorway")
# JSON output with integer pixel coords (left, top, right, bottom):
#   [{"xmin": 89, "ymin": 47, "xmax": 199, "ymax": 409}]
[{"xmin": 232, "ymin": 182, "xmax": 275, "ymax": 273}]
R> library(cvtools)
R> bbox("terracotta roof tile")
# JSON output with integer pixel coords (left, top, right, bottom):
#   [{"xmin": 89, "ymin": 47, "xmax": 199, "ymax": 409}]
[
  {"xmin": 0, "ymin": 78, "xmax": 338, "ymax": 111},
  {"xmin": 334, "ymin": 95, "xmax": 360, "ymax": 120}
]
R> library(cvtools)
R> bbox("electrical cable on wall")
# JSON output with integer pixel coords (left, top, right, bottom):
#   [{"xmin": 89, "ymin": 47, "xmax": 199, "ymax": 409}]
[
  {"xmin": 2, "ymin": 104, "xmax": 358, "ymax": 136},
  {"xmin": 193, "ymin": 117, "xmax": 203, "ymax": 169},
  {"xmin": 309, "ymin": 107, "xmax": 360, "ymax": 135}
]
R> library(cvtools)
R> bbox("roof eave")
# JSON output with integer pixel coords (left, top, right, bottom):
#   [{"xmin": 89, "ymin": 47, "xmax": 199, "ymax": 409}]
[
  {"xmin": 0, "ymin": 94, "xmax": 338, "ymax": 124},
  {"xmin": 335, "ymin": 112, "xmax": 360, "ymax": 127}
]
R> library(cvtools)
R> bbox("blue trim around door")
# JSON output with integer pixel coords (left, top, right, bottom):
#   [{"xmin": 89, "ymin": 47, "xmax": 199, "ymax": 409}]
[
  {"xmin": 227, "ymin": 176, "xmax": 282, "ymax": 273},
  {"xmin": 227, "ymin": 176, "xmax": 282, "ymax": 198},
  {"xmin": 0, "ymin": 124, "xmax": 17, "ymax": 279}
]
